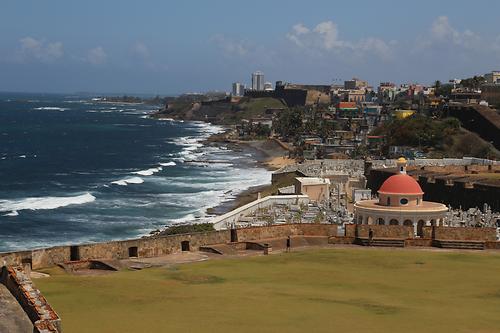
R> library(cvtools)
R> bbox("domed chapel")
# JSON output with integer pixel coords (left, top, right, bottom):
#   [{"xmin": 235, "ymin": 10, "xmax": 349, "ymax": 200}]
[{"xmin": 354, "ymin": 158, "xmax": 448, "ymax": 236}]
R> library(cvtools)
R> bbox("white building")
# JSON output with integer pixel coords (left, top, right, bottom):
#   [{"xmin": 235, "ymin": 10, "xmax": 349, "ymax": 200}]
[
  {"xmin": 485, "ymin": 71, "xmax": 500, "ymax": 84},
  {"xmin": 252, "ymin": 71, "xmax": 265, "ymax": 91},
  {"xmin": 232, "ymin": 82, "xmax": 245, "ymax": 96},
  {"xmin": 264, "ymin": 81, "xmax": 273, "ymax": 91}
]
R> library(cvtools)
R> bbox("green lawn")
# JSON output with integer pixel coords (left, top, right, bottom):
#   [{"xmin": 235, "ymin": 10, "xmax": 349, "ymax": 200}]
[
  {"xmin": 36, "ymin": 248, "xmax": 500, "ymax": 333},
  {"xmin": 238, "ymin": 97, "xmax": 285, "ymax": 118}
]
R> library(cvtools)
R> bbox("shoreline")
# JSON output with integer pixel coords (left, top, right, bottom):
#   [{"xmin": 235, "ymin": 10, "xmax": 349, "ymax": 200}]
[{"xmin": 201, "ymin": 129, "xmax": 296, "ymax": 217}]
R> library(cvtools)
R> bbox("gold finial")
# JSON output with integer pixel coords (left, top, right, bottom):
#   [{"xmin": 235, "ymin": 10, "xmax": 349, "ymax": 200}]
[{"xmin": 396, "ymin": 157, "xmax": 407, "ymax": 174}]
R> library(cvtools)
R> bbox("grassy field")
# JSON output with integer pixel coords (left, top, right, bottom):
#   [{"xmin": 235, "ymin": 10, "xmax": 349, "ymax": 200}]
[{"xmin": 36, "ymin": 248, "xmax": 500, "ymax": 333}]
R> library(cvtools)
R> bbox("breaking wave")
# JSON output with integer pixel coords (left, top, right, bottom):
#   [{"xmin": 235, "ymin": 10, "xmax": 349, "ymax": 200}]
[
  {"xmin": 110, "ymin": 176, "xmax": 145, "ymax": 186},
  {"xmin": 133, "ymin": 167, "xmax": 162, "ymax": 176},
  {"xmin": 0, "ymin": 193, "xmax": 96, "ymax": 213},
  {"xmin": 159, "ymin": 162, "xmax": 176, "ymax": 167},
  {"xmin": 33, "ymin": 107, "xmax": 69, "ymax": 111}
]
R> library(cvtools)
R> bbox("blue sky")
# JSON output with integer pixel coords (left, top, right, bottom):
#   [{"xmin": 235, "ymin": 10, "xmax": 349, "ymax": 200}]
[{"xmin": 1, "ymin": 0, "xmax": 500, "ymax": 94}]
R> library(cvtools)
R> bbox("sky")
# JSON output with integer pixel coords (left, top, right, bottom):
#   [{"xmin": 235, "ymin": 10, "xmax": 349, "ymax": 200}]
[{"xmin": 1, "ymin": 0, "xmax": 500, "ymax": 94}]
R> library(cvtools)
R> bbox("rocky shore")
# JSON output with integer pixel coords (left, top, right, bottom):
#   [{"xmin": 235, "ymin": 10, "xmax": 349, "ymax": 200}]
[{"xmin": 202, "ymin": 130, "xmax": 295, "ymax": 215}]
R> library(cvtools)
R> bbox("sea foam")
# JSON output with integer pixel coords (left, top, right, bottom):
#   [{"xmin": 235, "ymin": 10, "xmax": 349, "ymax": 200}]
[
  {"xmin": 0, "ymin": 193, "xmax": 96, "ymax": 213},
  {"xmin": 133, "ymin": 167, "xmax": 162, "ymax": 176},
  {"xmin": 111, "ymin": 176, "xmax": 144, "ymax": 186},
  {"xmin": 33, "ymin": 107, "xmax": 68, "ymax": 111}
]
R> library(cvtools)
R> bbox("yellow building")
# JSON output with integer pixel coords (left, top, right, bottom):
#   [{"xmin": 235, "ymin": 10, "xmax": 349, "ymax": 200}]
[{"xmin": 393, "ymin": 109, "xmax": 415, "ymax": 119}]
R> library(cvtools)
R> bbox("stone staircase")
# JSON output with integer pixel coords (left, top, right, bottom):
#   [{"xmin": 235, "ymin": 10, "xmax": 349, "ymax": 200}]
[
  {"xmin": 356, "ymin": 238, "xmax": 405, "ymax": 248},
  {"xmin": 433, "ymin": 240, "xmax": 485, "ymax": 250}
]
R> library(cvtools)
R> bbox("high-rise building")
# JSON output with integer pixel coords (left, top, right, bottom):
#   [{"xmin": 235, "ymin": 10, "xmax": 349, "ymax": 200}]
[
  {"xmin": 252, "ymin": 71, "xmax": 265, "ymax": 91},
  {"xmin": 232, "ymin": 82, "xmax": 245, "ymax": 96}
]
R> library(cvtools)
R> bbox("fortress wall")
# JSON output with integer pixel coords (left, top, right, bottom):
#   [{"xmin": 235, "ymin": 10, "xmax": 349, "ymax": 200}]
[
  {"xmin": 1, "ymin": 266, "xmax": 61, "ymax": 332},
  {"xmin": 76, "ymin": 230, "xmax": 230, "ymax": 262},
  {"xmin": 345, "ymin": 224, "xmax": 414, "ymax": 239},
  {"xmin": 1, "ymin": 224, "xmax": 336, "ymax": 269},
  {"xmin": 32, "ymin": 247, "xmax": 70, "ymax": 270},
  {"xmin": 346, "ymin": 224, "xmax": 496, "ymax": 242},
  {"xmin": 237, "ymin": 224, "xmax": 337, "ymax": 241},
  {"xmin": 0, "ymin": 250, "xmax": 33, "ymax": 268},
  {"xmin": 485, "ymin": 241, "xmax": 500, "ymax": 249},
  {"xmin": 432, "ymin": 226, "xmax": 497, "ymax": 241}
]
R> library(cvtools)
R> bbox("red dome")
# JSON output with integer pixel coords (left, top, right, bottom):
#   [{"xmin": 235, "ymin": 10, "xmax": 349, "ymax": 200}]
[{"xmin": 378, "ymin": 174, "xmax": 423, "ymax": 195}]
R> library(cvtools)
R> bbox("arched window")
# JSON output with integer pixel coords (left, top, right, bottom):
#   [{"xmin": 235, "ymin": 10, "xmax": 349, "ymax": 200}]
[
  {"xmin": 389, "ymin": 219, "xmax": 399, "ymax": 225},
  {"xmin": 403, "ymin": 220, "xmax": 413, "ymax": 226},
  {"xmin": 400, "ymin": 198, "xmax": 408, "ymax": 205},
  {"xmin": 417, "ymin": 220, "xmax": 425, "ymax": 237},
  {"xmin": 387, "ymin": 197, "xmax": 391, "ymax": 205},
  {"xmin": 377, "ymin": 218, "xmax": 385, "ymax": 225}
]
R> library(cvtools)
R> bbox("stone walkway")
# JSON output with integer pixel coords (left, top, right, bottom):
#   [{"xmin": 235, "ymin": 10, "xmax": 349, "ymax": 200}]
[{"xmin": 0, "ymin": 284, "xmax": 33, "ymax": 333}]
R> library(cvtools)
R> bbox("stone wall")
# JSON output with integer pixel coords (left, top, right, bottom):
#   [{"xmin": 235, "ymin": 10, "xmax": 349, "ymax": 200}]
[
  {"xmin": 432, "ymin": 226, "xmax": 497, "ymax": 241},
  {"xmin": 1, "ymin": 266, "xmax": 61, "ymax": 332},
  {"xmin": 345, "ymin": 224, "xmax": 414, "ymax": 239},
  {"xmin": 0, "ymin": 224, "xmax": 337, "ymax": 270},
  {"xmin": 237, "ymin": 224, "xmax": 337, "ymax": 241}
]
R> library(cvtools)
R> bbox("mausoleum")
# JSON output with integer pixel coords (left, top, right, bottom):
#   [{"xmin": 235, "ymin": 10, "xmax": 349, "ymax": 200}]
[{"xmin": 354, "ymin": 158, "xmax": 448, "ymax": 236}]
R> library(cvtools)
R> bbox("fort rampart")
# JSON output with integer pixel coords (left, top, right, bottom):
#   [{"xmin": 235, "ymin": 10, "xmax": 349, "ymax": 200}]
[
  {"xmin": 1, "ymin": 266, "xmax": 61, "ymax": 332},
  {"xmin": 343, "ymin": 224, "xmax": 497, "ymax": 242},
  {"xmin": 0, "ymin": 224, "xmax": 336, "ymax": 270}
]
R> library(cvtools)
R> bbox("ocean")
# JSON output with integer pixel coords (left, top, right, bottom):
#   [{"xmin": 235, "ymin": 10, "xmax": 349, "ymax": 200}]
[{"xmin": 0, "ymin": 93, "xmax": 270, "ymax": 252}]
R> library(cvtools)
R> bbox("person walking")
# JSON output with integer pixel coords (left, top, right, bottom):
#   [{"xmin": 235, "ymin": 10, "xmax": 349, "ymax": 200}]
[
  {"xmin": 368, "ymin": 228, "xmax": 374, "ymax": 246},
  {"xmin": 286, "ymin": 236, "xmax": 291, "ymax": 252}
]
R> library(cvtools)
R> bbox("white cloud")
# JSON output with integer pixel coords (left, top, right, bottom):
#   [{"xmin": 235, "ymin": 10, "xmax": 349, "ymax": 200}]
[
  {"xmin": 19, "ymin": 37, "xmax": 63, "ymax": 62},
  {"xmin": 86, "ymin": 46, "xmax": 107, "ymax": 65},
  {"xmin": 133, "ymin": 42, "xmax": 150, "ymax": 59},
  {"xmin": 356, "ymin": 38, "xmax": 392, "ymax": 59},
  {"xmin": 313, "ymin": 21, "xmax": 341, "ymax": 50},
  {"xmin": 210, "ymin": 34, "xmax": 249, "ymax": 56},
  {"xmin": 286, "ymin": 20, "xmax": 391, "ymax": 59},
  {"xmin": 420, "ymin": 16, "xmax": 480, "ymax": 49}
]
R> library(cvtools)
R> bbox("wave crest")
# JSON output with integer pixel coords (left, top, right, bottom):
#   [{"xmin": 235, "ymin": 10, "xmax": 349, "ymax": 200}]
[
  {"xmin": 111, "ymin": 177, "xmax": 144, "ymax": 186},
  {"xmin": 0, "ymin": 193, "xmax": 96, "ymax": 212}
]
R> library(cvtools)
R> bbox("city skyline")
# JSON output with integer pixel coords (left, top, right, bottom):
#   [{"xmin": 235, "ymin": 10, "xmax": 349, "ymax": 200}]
[{"xmin": 1, "ymin": 0, "xmax": 500, "ymax": 94}]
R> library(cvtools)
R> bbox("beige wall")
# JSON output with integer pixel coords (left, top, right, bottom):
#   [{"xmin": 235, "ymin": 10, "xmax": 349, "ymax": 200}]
[
  {"xmin": 378, "ymin": 194, "xmax": 422, "ymax": 207},
  {"xmin": 295, "ymin": 183, "xmax": 329, "ymax": 202},
  {"xmin": 0, "ymin": 224, "xmax": 337, "ymax": 269}
]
